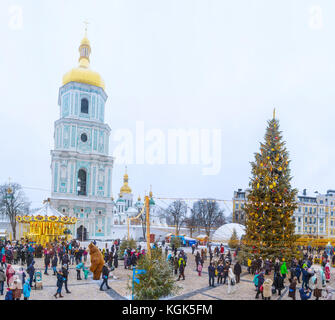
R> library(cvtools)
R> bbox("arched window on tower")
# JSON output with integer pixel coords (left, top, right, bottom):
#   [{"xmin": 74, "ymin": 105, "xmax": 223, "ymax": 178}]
[
  {"xmin": 81, "ymin": 98, "xmax": 89, "ymax": 114},
  {"xmin": 77, "ymin": 169, "xmax": 87, "ymax": 196}
]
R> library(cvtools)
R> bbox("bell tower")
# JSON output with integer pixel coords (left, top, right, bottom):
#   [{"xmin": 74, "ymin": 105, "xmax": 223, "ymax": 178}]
[{"xmin": 50, "ymin": 29, "xmax": 114, "ymax": 240}]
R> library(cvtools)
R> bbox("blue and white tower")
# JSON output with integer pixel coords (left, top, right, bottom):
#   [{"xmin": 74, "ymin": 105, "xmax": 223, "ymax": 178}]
[{"xmin": 50, "ymin": 31, "xmax": 114, "ymax": 240}]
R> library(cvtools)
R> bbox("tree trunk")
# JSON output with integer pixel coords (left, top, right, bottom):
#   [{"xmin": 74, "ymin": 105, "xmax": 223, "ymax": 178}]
[
  {"xmin": 205, "ymin": 226, "xmax": 210, "ymax": 237},
  {"xmin": 11, "ymin": 220, "xmax": 16, "ymax": 240}
]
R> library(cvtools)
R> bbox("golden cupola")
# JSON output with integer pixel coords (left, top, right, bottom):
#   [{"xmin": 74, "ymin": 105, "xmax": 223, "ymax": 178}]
[
  {"xmin": 120, "ymin": 167, "xmax": 132, "ymax": 194},
  {"xmin": 62, "ymin": 31, "xmax": 105, "ymax": 90}
]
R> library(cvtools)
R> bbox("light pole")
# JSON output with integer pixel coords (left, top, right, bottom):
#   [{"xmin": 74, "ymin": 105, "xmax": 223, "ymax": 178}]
[{"xmin": 145, "ymin": 195, "xmax": 151, "ymax": 258}]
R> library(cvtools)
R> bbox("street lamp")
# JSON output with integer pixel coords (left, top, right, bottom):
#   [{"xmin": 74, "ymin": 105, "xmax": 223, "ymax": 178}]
[{"xmin": 315, "ymin": 191, "xmax": 319, "ymax": 240}]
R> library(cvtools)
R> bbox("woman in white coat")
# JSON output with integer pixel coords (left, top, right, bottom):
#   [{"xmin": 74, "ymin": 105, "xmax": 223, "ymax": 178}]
[{"xmin": 227, "ymin": 266, "xmax": 236, "ymax": 294}]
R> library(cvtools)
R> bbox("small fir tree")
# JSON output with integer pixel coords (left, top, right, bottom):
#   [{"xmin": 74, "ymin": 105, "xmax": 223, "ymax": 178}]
[
  {"xmin": 130, "ymin": 248, "xmax": 180, "ymax": 300},
  {"xmin": 228, "ymin": 228, "xmax": 240, "ymax": 249}
]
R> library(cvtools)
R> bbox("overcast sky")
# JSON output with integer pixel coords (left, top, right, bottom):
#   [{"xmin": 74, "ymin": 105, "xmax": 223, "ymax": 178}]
[{"xmin": 1, "ymin": 0, "xmax": 335, "ymax": 214}]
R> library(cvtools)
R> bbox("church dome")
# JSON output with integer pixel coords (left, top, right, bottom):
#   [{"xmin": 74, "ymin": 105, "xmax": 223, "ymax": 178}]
[
  {"xmin": 126, "ymin": 207, "xmax": 138, "ymax": 217},
  {"xmin": 120, "ymin": 169, "xmax": 132, "ymax": 194},
  {"xmin": 62, "ymin": 32, "xmax": 105, "ymax": 90}
]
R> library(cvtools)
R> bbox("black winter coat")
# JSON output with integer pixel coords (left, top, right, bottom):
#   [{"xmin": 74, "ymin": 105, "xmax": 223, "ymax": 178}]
[
  {"xmin": 114, "ymin": 254, "xmax": 118, "ymax": 268},
  {"xmin": 234, "ymin": 263, "xmax": 242, "ymax": 275},
  {"xmin": 257, "ymin": 273, "xmax": 265, "ymax": 289},
  {"xmin": 62, "ymin": 267, "xmax": 68, "ymax": 279},
  {"xmin": 274, "ymin": 274, "xmax": 285, "ymax": 290},
  {"xmin": 44, "ymin": 255, "xmax": 51, "ymax": 266},
  {"xmin": 217, "ymin": 265, "xmax": 224, "ymax": 275},
  {"xmin": 274, "ymin": 263, "xmax": 280, "ymax": 273},
  {"xmin": 52, "ymin": 256, "xmax": 58, "ymax": 267},
  {"xmin": 102, "ymin": 265, "xmax": 109, "ymax": 278},
  {"xmin": 56, "ymin": 272, "xmax": 64, "ymax": 287},
  {"xmin": 208, "ymin": 265, "xmax": 215, "ymax": 277}
]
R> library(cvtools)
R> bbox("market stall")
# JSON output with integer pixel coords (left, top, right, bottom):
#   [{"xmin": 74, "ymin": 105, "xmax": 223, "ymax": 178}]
[{"xmin": 195, "ymin": 234, "xmax": 209, "ymax": 245}]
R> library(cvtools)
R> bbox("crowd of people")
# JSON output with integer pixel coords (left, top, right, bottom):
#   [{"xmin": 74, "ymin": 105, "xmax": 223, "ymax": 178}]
[
  {"xmin": 1, "ymin": 236, "xmax": 334, "ymax": 300},
  {"xmin": 248, "ymin": 245, "xmax": 334, "ymax": 300},
  {"xmin": 0, "ymin": 238, "xmax": 124, "ymax": 299}
]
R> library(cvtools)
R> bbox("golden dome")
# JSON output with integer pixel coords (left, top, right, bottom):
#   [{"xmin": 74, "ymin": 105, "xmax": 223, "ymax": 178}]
[
  {"xmin": 81, "ymin": 36, "xmax": 90, "ymax": 46},
  {"xmin": 120, "ymin": 184, "xmax": 132, "ymax": 194},
  {"xmin": 120, "ymin": 167, "xmax": 132, "ymax": 194},
  {"xmin": 62, "ymin": 33, "xmax": 105, "ymax": 90}
]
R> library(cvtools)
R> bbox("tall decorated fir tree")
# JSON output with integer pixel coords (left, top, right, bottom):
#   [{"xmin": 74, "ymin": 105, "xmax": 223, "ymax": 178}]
[{"xmin": 242, "ymin": 111, "xmax": 299, "ymax": 262}]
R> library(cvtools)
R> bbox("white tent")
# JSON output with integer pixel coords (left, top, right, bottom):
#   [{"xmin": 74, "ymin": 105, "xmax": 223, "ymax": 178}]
[{"xmin": 212, "ymin": 223, "xmax": 245, "ymax": 241}]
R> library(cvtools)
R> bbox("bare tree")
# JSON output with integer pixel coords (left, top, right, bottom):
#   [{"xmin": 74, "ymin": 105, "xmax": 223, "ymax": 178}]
[
  {"xmin": 192, "ymin": 199, "xmax": 225, "ymax": 237},
  {"xmin": 184, "ymin": 207, "xmax": 200, "ymax": 238},
  {"xmin": 0, "ymin": 183, "xmax": 30, "ymax": 240},
  {"xmin": 162, "ymin": 200, "xmax": 187, "ymax": 236}
]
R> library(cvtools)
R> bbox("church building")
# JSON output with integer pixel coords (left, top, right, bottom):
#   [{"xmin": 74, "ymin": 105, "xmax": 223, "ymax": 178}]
[
  {"xmin": 49, "ymin": 30, "xmax": 166, "ymax": 241},
  {"xmin": 49, "ymin": 31, "xmax": 114, "ymax": 240}
]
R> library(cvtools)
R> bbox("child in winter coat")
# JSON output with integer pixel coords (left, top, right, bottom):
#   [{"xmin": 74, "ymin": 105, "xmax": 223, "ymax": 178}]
[
  {"xmin": 5, "ymin": 288, "xmax": 13, "ymax": 300},
  {"xmin": 54, "ymin": 270, "xmax": 64, "ymax": 298},
  {"xmin": 83, "ymin": 265, "xmax": 90, "ymax": 280},
  {"xmin": 76, "ymin": 262, "xmax": 84, "ymax": 280},
  {"xmin": 197, "ymin": 262, "xmax": 202, "ymax": 276},
  {"xmin": 263, "ymin": 278, "xmax": 273, "ymax": 300},
  {"xmin": 23, "ymin": 279, "xmax": 31, "ymax": 300},
  {"xmin": 253, "ymin": 272, "xmax": 259, "ymax": 290}
]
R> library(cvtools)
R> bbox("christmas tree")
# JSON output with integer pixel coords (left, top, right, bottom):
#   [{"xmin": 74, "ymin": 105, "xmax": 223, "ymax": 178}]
[
  {"xmin": 130, "ymin": 248, "xmax": 180, "ymax": 300},
  {"xmin": 242, "ymin": 111, "xmax": 299, "ymax": 262}
]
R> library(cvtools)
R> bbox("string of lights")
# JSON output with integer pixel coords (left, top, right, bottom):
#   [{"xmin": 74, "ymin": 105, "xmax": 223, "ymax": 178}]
[{"xmin": 17, "ymin": 186, "xmax": 335, "ymax": 211}]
